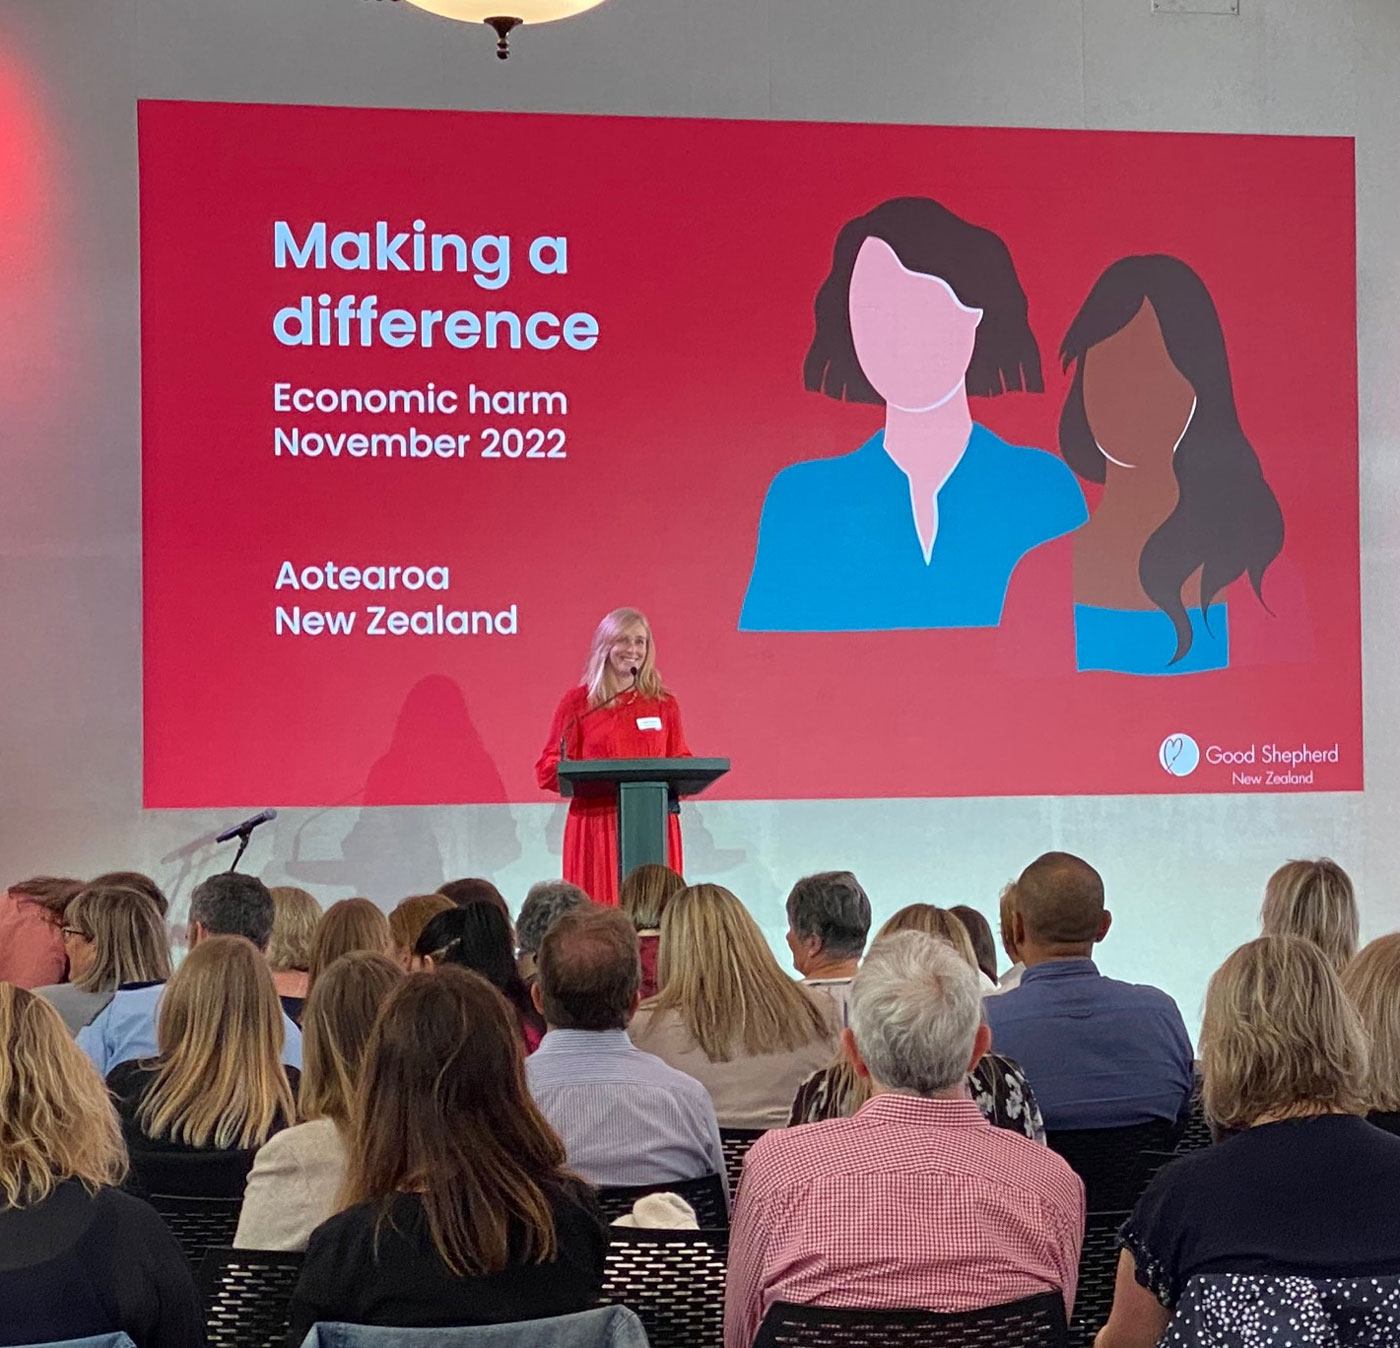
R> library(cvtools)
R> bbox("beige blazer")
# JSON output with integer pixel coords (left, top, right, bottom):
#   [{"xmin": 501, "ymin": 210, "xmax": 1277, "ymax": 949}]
[
  {"xmin": 629, "ymin": 994, "xmax": 839, "ymax": 1130},
  {"xmin": 235, "ymin": 1117, "xmax": 348, "ymax": 1251}
]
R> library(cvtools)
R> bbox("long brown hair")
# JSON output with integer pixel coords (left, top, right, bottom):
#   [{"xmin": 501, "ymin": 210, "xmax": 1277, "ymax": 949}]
[
  {"xmin": 342, "ymin": 967, "xmax": 573, "ymax": 1277},
  {"xmin": 308, "ymin": 898, "xmax": 391, "ymax": 990},
  {"xmin": 63, "ymin": 886, "xmax": 171, "ymax": 994},
  {"xmin": 139, "ymin": 936, "xmax": 296, "ymax": 1150},
  {"xmin": 619, "ymin": 864, "xmax": 685, "ymax": 933},
  {"xmin": 8, "ymin": 875, "xmax": 84, "ymax": 917},
  {"xmin": 643, "ymin": 883, "xmax": 830, "ymax": 1061},
  {"xmin": 300, "ymin": 952, "xmax": 404, "ymax": 1130}
]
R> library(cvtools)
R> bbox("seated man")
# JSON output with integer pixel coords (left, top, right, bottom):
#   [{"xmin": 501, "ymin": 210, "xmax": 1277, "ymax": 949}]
[
  {"xmin": 526, "ymin": 904, "xmax": 724, "ymax": 1188},
  {"xmin": 78, "ymin": 871, "xmax": 302, "ymax": 1073},
  {"xmin": 515, "ymin": 879, "xmax": 590, "ymax": 982},
  {"xmin": 784, "ymin": 870, "xmax": 871, "ymax": 1023},
  {"xmin": 984, "ymin": 851, "xmax": 1194, "ymax": 1131},
  {"xmin": 726, "ymin": 931, "xmax": 1083, "ymax": 1348}
]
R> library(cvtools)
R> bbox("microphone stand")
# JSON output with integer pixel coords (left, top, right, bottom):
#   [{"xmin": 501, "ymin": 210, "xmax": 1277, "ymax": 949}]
[{"xmin": 227, "ymin": 829, "xmax": 256, "ymax": 874}]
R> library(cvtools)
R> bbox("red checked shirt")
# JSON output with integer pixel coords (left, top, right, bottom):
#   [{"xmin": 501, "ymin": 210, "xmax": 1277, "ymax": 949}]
[{"xmin": 724, "ymin": 1094, "xmax": 1085, "ymax": 1348}]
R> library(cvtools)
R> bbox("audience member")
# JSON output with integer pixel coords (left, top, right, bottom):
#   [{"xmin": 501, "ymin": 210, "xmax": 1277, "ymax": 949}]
[
  {"xmin": 784, "ymin": 870, "xmax": 872, "ymax": 1022},
  {"xmin": 516, "ymin": 879, "xmax": 589, "ymax": 981},
  {"xmin": 0, "ymin": 986, "xmax": 203, "ymax": 1348},
  {"xmin": 78, "ymin": 872, "xmax": 302, "ymax": 1073},
  {"xmin": 107, "ymin": 935, "xmax": 298, "ymax": 1198},
  {"xmin": 0, "ymin": 875, "xmax": 83, "ymax": 989},
  {"xmin": 994, "ymin": 880, "xmax": 1025, "ymax": 993},
  {"xmin": 1341, "ymin": 933, "xmax": 1400, "ymax": 1137},
  {"xmin": 630, "ymin": 883, "xmax": 836, "ymax": 1128},
  {"xmin": 387, "ymin": 892, "xmax": 454, "ymax": 970},
  {"xmin": 1260, "ymin": 856, "xmax": 1359, "ymax": 972},
  {"xmin": 35, "ymin": 885, "xmax": 171, "ymax": 1034},
  {"xmin": 236, "ymin": 951, "xmax": 404, "ymax": 1250},
  {"xmin": 789, "ymin": 905, "xmax": 1045, "ymax": 1142},
  {"xmin": 726, "ymin": 932, "xmax": 1083, "ymax": 1348},
  {"xmin": 1099, "ymin": 935, "xmax": 1400, "ymax": 1348},
  {"xmin": 526, "ymin": 905, "xmax": 724, "ymax": 1187},
  {"xmin": 950, "ymin": 903, "xmax": 999, "ymax": 988},
  {"xmin": 89, "ymin": 871, "xmax": 169, "ymax": 916},
  {"xmin": 984, "ymin": 852, "xmax": 1193, "ymax": 1131},
  {"xmin": 439, "ymin": 876, "xmax": 513, "ymax": 926},
  {"xmin": 267, "ymin": 885, "xmax": 321, "ymax": 1024},
  {"xmin": 417, "ymin": 904, "xmax": 547, "ymax": 1051},
  {"xmin": 307, "ymin": 897, "xmax": 392, "ymax": 990},
  {"xmin": 619, "ymin": 862, "xmax": 686, "ymax": 998},
  {"xmin": 287, "ymin": 968, "xmax": 607, "ymax": 1339}
]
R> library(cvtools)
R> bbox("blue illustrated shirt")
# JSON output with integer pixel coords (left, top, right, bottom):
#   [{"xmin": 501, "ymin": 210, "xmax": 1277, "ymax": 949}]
[{"xmin": 739, "ymin": 423, "xmax": 1088, "ymax": 632}]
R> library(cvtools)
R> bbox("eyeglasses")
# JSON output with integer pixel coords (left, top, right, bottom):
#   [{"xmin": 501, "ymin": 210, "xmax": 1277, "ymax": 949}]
[{"xmin": 61, "ymin": 926, "xmax": 91, "ymax": 941}]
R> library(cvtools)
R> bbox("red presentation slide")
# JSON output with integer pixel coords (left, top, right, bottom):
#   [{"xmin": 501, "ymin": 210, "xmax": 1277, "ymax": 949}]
[{"xmin": 138, "ymin": 101, "xmax": 1360, "ymax": 807}]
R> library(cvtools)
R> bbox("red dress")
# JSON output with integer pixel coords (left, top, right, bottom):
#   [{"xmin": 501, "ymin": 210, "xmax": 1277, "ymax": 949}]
[{"xmin": 536, "ymin": 685, "xmax": 690, "ymax": 907}]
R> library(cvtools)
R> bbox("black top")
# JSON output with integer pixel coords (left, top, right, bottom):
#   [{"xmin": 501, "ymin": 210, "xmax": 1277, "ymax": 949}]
[
  {"xmin": 1369, "ymin": 1110, "xmax": 1400, "ymax": 1138},
  {"xmin": 280, "ymin": 994, "xmax": 307, "ymax": 1026},
  {"xmin": 107, "ymin": 1058, "xmax": 299, "ymax": 1198},
  {"xmin": 1123, "ymin": 1114, "xmax": 1400, "ymax": 1308},
  {"xmin": 0, "ymin": 1179, "xmax": 205, "ymax": 1348},
  {"xmin": 287, "ymin": 1182, "xmax": 608, "ymax": 1345}
]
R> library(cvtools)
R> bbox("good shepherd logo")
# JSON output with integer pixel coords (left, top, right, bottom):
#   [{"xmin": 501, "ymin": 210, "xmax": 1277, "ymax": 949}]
[{"xmin": 1159, "ymin": 733, "xmax": 1200, "ymax": 777}]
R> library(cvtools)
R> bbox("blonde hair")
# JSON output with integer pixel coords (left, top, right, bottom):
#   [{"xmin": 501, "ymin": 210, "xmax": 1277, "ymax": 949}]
[
  {"xmin": 619, "ymin": 863, "xmax": 685, "ymax": 932},
  {"xmin": 581, "ymin": 608, "xmax": 666, "ymax": 706},
  {"xmin": 998, "ymin": 881, "xmax": 1019, "ymax": 950},
  {"xmin": 1342, "ymin": 934, "xmax": 1400, "ymax": 1114},
  {"xmin": 138, "ymin": 935, "xmax": 296, "ymax": 1150},
  {"xmin": 308, "ymin": 898, "xmax": 392, "ymax": 990},
  {"xmin": 64, "ymin": 885, "xmax": 171, "ymax": 994},
  {"xmin": 1260, "ymin": 857, "xmax": 1358, "ymax": 971},
  {"xmin": 0, "ymin": 986, "xmax": 127, "ymax": 1206},
  {"xmin": 388, "ymin": 893, "xmax": 455, "ymax": 962},
  {"xmin": 300, "ymin": 951, "xmax": 405, "ymax": 1129},
  {"xmin": 267, "ymin": 886, "xmax": 322, "ymax": 973},
  {"xmin": 1201, "ymin": 934, "xmax": 1367, "ymax": 1131},
  {"xmin": 642, "ymin": 883, "xmax": 830, "ymax": 1061}
]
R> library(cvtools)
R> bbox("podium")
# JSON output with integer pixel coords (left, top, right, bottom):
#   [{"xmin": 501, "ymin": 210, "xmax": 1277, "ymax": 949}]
[{"xmin": 557, "ymin": 757, "xmax": 730, "ymax": 888}]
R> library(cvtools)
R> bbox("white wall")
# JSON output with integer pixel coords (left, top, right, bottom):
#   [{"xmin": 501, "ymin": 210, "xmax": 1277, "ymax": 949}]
[{"xmin": 2, "ymin": 0, "xmax": 1396, "ymax": 1034}]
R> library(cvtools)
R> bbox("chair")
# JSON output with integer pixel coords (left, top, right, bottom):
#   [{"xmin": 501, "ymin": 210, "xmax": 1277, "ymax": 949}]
[
  {"xmin": 1174, "ymin": 1094, "xmax": 1214, "ymax": 1153},
  {"xmin": 1068, "ymin": 1210, "xmax": 1129, "ymax": 1348},
  {"xmin": 146, "ymin": 1193, "xmax": 244, "ymax": 1266},
  {"xmin": 719, "ymin": 1128, "xmax": 766, "ymax": 1193},
  {"xmin": 199, "ymin": 1246, "xmax": 306, "ymax": 1348},
  {"xmin": 1045, "ymin": 1122, "xmax": 1177, "ymax": 1212},
  {"xmin": 599, "ymin": 1227, "xmax": 729, "ymax": 1348},
  {"xmin": 594, "ymin": 1172, "xmax": 728, "ymax": 1228},
  {"xmin": 751, "ymin": 1293, "xmax": 1069, "ymax": 1347}
]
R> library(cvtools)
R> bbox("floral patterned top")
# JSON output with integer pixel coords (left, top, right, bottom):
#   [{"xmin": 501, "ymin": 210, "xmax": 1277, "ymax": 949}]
[{"xmin": 788, "ymin": 1050, "xmax": 1047, "ymax": 1143}]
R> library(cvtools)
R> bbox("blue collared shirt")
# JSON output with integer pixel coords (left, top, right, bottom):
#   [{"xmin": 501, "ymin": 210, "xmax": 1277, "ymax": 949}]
[
  {"xmin": 76, "ymin": 981, "xmax": 303, "ymax": 1075},
  {"xmin": 983, "ymin": 958, "xmax": 1194, "ymax": 1131},
  {"xmin": 525, "ymin": 1028, "xmax": 725, "ymax": 1189}
]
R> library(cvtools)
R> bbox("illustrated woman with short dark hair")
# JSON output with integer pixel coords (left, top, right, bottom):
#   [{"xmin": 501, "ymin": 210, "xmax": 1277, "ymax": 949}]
[
  {"xmin": 1059, "ymin": 255, "xmax": 1284, "ymax": 674},
  {"xmin": 739, "ymin": 197, "xmax": 1087, "ymax": 633}
]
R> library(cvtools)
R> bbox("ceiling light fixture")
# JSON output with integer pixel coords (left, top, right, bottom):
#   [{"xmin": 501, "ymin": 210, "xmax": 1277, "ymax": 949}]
[{"xmin": 376, "ymin": 0, "xmax": 609, "ymax": 59}]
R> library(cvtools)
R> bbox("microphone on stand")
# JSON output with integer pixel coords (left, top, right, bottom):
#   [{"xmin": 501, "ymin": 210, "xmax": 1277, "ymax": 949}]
[
  {"xmin": 560, "ymin": 667, "xmax": 639, "ymax": 761},
  {"xmin": 215, "ymin": 808, "xmax": 279, "ymax": 873}
]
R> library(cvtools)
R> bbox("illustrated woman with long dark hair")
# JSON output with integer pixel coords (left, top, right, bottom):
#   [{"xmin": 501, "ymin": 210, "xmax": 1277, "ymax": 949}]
[
  {"xmin": 1059, "ymin": 255, "xmax": 1284, "ymax": 674},
  {"xmin": 740, "ymin": 196, "xmax": 1087, "ymax": 633}
]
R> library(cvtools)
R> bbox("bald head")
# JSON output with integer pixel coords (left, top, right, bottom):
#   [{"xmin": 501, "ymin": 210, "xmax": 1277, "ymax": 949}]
[{"xmin": 1016, "ymin": 852, "xmax": 1107, "ymax": 954}]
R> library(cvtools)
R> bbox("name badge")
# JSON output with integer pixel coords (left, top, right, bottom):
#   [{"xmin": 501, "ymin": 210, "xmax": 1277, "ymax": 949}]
[{"xmin": 636, "ymin": 716, "xmax": 663, "ymax": 731}]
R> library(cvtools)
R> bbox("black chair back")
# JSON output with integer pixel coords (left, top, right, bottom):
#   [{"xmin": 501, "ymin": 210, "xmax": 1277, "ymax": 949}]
[
  {"xmin": 752, "ymin": 1293, "xmax": 1068, "ymax": 1347},
  {"xmin": 720, "ymin": 1128, "xmax": 767, "ymax": 1193},
  {"xmin": 1069, "ymin": 1210, "xmax": 1130, "ymax": 1347},
  {"xmin": 199, "ymin": 1247, "xmax": 305, "ymax": 1348},
  {"xmin": 147, "ymin": 1194, "xmax": 243, "ymax": 1266},
  {"xmin": 600, "ymin": 1227, "xmax": 729, "ymax": 1348},
  {"xmin": 595, "ymin": 1172, "xmax": 728, "ymax": 1228},
  {"xmin": 1045, "ymin": 1122, "xmax": 1177, "ymax": 1211},
  {"xmin": 1175, "ymin": 1094, "xmax": 1214, "ymax": 1152}
]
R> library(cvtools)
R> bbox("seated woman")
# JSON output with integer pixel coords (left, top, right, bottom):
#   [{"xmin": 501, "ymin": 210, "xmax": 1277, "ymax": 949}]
[
  {"xmin": 307, "ymin": 897, "xmax": 392, "ymax": 992},
  {"xmin": 106, "ymin": 934, "xmax": 299, "ymax": 1198},
  {"xmin": 1260, "ymin": 856, "xmax": 1358, "ymax": 973},
  {"xmin": 267, "ymin": 885, "xmax": 321, "ymax": 1025},
  {"xmin": 1341, "ymin": 933, "xmax": 1400, "ymax": 1137},
  {"xmin": 286, "ymin": 967, "xmax": 606, "ymax": 1338},
  {"xmin": 618, "ymin": 862, "xmax": 686, "ymax": 999},
  {"xmin": 416, "ymin": 904, "xmax": 546, "ymax": 1051},
  {"xmin": 0, "ymin": 985, "xmax": 203, "ymax": 1348},
  {"xmin": 235, "ymin": 951, "xmax": 404, "ymax": 1250},
  {"xmin": 629, "ymin": 883, "xmax": 837, "ymax": 1129},
  {"xmin": 1097, "ymin": 935, "xmax": 1400, "ymax": 1348},
  {"xmin": 35, "ymin": 883, "xmax": 171, "ymax": 1034},
  {"xmin": 789, "ymin": 903, "xmax": 1044, "ymax": 1141},
  {"xmin": 0, "ymin": 875, "xmax": 83, "ymax": 989},
  {"xmin": 387, "ymin": 892, "xmax": 454, "ymax": 970}
]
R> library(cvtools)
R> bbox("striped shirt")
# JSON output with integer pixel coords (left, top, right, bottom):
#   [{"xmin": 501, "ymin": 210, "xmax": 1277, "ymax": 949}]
[
  {"xmin": 724, "ymin": 1094, "xmax": 1084, "ymax": 1348},
  {"xmin": 525, "ymin": 1028, "xmax": 725, "ymax": 1189}
]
